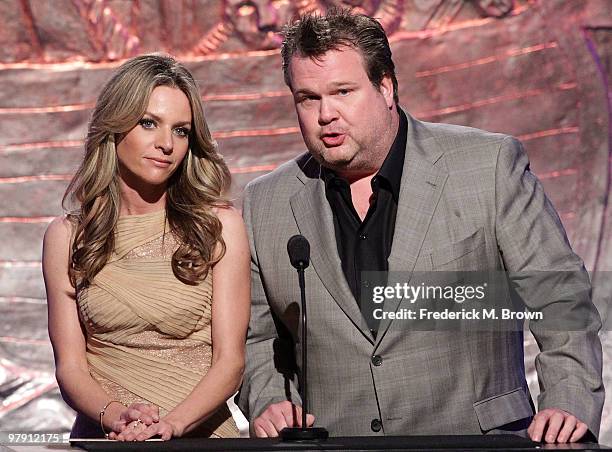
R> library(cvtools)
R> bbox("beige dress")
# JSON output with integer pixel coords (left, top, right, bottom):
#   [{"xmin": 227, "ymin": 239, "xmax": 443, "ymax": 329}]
[{"xmin": 72, "ymin": 210, "xmax": 239, "ymax": 438}]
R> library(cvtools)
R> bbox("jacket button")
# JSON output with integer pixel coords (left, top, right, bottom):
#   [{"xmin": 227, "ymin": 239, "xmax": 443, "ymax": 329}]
[
  {"xmin": 371, "ymin": 418, "xmax": 382, "ymax": 432},
  {"xmin": 371, "ymin": 355, "xmax": 383, "ymax": 366}
]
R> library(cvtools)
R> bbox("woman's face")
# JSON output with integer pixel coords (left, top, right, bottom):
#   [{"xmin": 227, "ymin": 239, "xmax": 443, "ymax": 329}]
[{"xmin": 116, "ymin": 85, "xmax": 192, "ymax": 191}]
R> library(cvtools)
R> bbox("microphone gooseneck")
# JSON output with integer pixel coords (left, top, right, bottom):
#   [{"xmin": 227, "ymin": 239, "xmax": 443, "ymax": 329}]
[{"xmin": 281, "ymin": 235, "xmax": 329, "ymax": 441}]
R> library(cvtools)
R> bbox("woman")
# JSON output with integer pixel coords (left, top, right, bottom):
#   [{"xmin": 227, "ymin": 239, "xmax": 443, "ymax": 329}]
[{"xmin": 42, "ymin": 54, "xmax": 250, "ymax": 441}]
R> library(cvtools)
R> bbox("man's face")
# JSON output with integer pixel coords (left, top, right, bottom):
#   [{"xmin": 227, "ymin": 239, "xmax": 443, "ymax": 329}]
[{"xmin": 289, "ymin": 47, "xmax": 396, "ymax": 178}]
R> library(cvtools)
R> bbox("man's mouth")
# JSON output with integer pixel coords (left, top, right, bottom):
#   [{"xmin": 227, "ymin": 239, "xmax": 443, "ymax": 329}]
[{"xmin": 320, "ymin": 133, "xmax": 346, "ymax": 147}]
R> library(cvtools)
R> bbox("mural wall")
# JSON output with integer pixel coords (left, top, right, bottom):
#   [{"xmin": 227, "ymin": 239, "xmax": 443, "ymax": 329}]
[{"xmin": 0, "ymin": 0, "xmax": 610, "ymax": 442}]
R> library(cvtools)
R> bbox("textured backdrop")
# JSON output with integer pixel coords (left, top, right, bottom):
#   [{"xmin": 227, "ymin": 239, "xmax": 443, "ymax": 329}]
[{"xmin": 0, "ymin": 0, "xmax": 610, "ymax": 443}]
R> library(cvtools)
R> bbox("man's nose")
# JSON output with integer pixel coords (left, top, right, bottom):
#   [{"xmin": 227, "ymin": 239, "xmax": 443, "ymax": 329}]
[{"xmin": 318, "ymin": 98, "xmax": 338, "ymax": 125}]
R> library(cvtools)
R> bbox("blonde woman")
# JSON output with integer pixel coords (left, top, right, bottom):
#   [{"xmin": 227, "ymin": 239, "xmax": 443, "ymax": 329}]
[{"xmin": 42, "ymin": 54, "xmax": 249, "ymax": 441}]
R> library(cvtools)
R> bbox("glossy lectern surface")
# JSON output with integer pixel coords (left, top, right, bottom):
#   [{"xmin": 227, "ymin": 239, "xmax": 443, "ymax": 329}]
[{"xmin": 71, "ymin": 435, "xmax": 610, "ymax": 451}]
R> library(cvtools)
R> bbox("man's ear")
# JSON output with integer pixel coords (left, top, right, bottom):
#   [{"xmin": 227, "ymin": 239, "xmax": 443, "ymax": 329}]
[{"xmin": 379, "ymin": 74, "xmax": 395, "ymax": 109}]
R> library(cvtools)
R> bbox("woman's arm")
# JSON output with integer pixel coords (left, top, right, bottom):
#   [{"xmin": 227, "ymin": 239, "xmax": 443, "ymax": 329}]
[
  {"xmin": 43, "ymin": 217, "xmax": 157, "ymax": 435},
  {"xmin": 122, "ymin": 206, "xmax": 251, "ymax": 441}
]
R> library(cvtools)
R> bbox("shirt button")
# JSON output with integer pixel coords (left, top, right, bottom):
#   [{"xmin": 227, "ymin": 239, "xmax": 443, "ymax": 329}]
[
  {"xmin": 372, "ymin": 355, "xmax": 383, "ymax": 366},
  {"xmin": 371, "ymin": 418, "xmax": 382, "ymax": 432},
  {"xmin": 359, "ymin": 233, "xmax": 367, "ymax": 240}
]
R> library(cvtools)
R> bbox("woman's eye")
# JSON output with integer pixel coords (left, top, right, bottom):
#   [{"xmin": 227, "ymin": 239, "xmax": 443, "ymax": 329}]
[
  {"xmin": 139, "ymin": 118, "xmax": 155, "ymax": 128},
  {"xmin": 174, "ymin": 127, "xmax": 190, "ymax": 137}
]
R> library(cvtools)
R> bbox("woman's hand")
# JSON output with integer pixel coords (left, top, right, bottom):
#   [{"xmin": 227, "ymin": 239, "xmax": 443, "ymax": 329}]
[
  {"xmin": 111, "ymin": 417, "xmax": 182, "ymax": 441},
  {"xmin": 108, "ymin": 403, "xmax": 160, "ymax": 437}
]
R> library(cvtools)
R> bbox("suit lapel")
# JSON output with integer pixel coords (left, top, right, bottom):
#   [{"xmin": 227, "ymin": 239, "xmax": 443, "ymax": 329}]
[
  {"xmin": 290, "ymin": 161, "xmax": 375, "ymax": 342},
  {"xmin": 375, "ymin": 114, "xmax": 449, "ymax": 346}
]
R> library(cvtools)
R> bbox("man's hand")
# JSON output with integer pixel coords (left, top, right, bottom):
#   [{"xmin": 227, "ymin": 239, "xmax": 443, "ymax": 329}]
[
  {"xmin": 253, "ymin": 401, "xmax": 315, "ymax": 437},
  {"xmin": 528, "ymin": 408, "xmax": 589, "ymax": 443}
]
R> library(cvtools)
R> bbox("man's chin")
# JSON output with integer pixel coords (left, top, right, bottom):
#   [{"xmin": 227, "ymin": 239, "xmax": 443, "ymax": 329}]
[
  {"xmin": 316, "ymin": 156, "xmax": 354, "ymax": 172},
  {"xmin": 312, "ymin": 149, "xmax": 353, "ymax": 168}
]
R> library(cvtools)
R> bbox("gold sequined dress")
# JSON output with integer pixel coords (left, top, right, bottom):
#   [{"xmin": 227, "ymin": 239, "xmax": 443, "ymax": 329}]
[{"xmin": 72, "ymin": 210, "xmax": 239, "ymax": 438}]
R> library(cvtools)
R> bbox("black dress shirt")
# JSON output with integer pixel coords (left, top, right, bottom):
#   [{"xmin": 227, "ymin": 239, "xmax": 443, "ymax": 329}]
[{"xmin": 323, "ymin": 110, "xmax": 408, "ymax": 335}]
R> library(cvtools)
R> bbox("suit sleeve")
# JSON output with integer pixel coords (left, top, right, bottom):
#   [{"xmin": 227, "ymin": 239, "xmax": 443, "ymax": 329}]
[
  {"xmin": 236, "ymin": 183, "xmax": 302, "ymax": 427},
  {"xmin": 494, "ymin": 136, "xmax": 604, "ymax": 438}
]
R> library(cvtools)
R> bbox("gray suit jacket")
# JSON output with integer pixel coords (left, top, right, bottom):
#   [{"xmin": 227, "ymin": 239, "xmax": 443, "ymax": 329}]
[{"xmin": 237, "ymin": 113, "xmax": 604, "ymax": 438}]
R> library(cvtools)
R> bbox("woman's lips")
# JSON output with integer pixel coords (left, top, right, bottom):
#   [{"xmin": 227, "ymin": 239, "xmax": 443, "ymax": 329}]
[
  {"xmin": 146, "ymin": 157, "xmax": 172, "ymax": 168},
  {"xmin": 321, "ymin": 133, "xmax": 345, "ymax": 147}
]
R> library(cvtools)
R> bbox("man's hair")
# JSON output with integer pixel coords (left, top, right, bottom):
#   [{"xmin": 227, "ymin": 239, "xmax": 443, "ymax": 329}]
[{"xmin": 281, "ymin": 8, "xmax": 399, "ymax": 105}]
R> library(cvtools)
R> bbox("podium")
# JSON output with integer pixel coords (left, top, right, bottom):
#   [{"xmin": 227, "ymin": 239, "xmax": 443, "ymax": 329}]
[{"xmin": 71, "ymin": 435, "xmax": 610, "ymax": 451}]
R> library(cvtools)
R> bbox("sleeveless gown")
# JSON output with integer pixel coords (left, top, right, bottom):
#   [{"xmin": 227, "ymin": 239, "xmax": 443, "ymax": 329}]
[{"xmin": 71, "ymin": 210, "xmax": 239, "ymax": 438}]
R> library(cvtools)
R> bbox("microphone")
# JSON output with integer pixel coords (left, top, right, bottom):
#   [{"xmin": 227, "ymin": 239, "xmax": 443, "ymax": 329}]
[
  {"xmin": 287, "ymin": 235, "xmax": 310, "ymax": 270},
  {"xmin": 281, "ymin": 235, "xmax": 329, "ymax": 441}
]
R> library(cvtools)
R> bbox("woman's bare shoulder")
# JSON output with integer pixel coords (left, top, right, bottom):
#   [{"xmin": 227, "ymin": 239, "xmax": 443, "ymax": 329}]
[
  {"xmin": 44, "ymin": 215, "xmax": 73, "ymax": 248},
  {"xmin": 213, "ymin": 206, "xmax": 248, "ymax": 251},
  {"xmin": 213, "ymin": 205, "xmax": 243, "ymax": 227}
]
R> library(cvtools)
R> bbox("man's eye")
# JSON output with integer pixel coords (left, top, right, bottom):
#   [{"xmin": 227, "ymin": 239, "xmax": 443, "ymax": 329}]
[
  {"xmin": 338, "ymin": 89, "xmax": 350, "ymax": 96},
  {"xmin": 139, "ymin": 118, "xmax": 155, "ymax": 128},
  {"xmin": 174, "ymin": 127, "xmax": 190, "ymax": 137},
  {"xmin": 298, "ymin": 96, "xmax": 315, "ymax": 104}
]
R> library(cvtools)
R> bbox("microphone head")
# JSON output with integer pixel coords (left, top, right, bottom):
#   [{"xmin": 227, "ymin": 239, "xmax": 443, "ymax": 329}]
[{"xmin": 287, "ymin": 235, "xmax": 310, "ymax": 269}]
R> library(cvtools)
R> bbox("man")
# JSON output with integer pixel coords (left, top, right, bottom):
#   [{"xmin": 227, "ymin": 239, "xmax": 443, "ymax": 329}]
[{"xmin": 237, "ymin": 10, "xmax": 603, "ymax": 442}]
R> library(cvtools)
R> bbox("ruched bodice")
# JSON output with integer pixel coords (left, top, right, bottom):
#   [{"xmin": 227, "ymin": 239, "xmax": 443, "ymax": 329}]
[{"xmin": 73, "ymin": 210, "xmax": 238, "ymax": 438}]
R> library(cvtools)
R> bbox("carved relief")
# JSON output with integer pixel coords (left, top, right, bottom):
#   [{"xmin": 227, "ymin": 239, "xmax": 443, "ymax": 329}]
[
  {"xmin": 417, "ymin": 0, "xmax": 517, "ymax": 30},
  {"xmin": 224, "ymin": 0, "xmax": 297, "ymax": 49},
  {"xmin": 194, "ymin": 0, "xmax": 318, "ymax": 55},
  {"xmin": 472, "ymin": 0, "xmax": 514, "ymax": 18},
  {"xmin": 0, "ymin": 0, "xmax": 524, "ymax": 63},
  {"xmin": 319, "ymin": 0, "xmax": 404, "ymax": 35},
  {"xmin": 75, "ymin": 0, "xmax": 141, "ymax": 60}
]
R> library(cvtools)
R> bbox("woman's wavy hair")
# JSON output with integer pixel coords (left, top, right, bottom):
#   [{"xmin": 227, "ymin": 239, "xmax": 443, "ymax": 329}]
[{"xmin": 63, "ymin": 53, "xmax": 231, "ymax": 289}]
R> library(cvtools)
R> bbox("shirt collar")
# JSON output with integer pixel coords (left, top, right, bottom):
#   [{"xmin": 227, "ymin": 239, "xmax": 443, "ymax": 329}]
[{"xmin": 375, "ymin": 108, "xmax": 407, "ymax": 202}]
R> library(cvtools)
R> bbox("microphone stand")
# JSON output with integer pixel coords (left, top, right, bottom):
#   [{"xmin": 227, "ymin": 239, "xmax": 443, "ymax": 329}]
[{"xmin": 280, "ymin": 261, "xmax": 329, "ymax": 441}]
